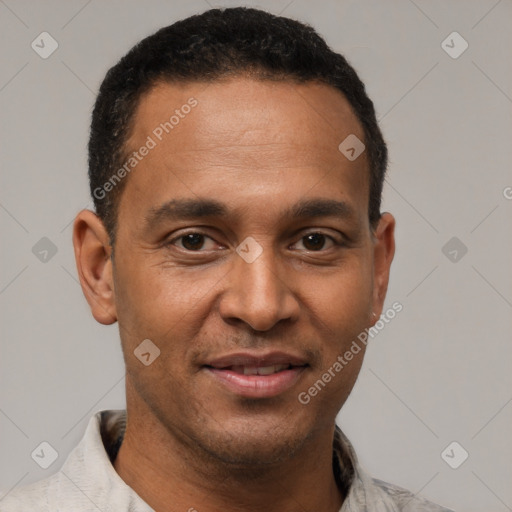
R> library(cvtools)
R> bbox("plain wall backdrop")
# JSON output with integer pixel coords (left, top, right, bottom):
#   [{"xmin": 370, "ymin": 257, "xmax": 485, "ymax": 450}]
[{"xmin": 1, "ymin": 1, "xmax": 511, "ymax": 511}]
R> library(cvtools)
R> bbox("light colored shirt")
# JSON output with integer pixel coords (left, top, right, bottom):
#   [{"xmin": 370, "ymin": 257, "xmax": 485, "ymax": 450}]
[{"xmin": 0, "ymin": 410, "xmax": 453, "ymax": 511}]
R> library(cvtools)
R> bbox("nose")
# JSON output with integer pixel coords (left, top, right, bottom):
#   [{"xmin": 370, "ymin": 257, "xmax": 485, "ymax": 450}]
[{"xmin": 218, "ymin": 248, "xmax": 300, "ymax": 332}]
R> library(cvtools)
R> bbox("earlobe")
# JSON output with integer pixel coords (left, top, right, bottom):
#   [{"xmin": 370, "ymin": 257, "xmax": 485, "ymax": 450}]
[
  {"xmin": 370, "ymin": 212, "xmax": 396, "ymax": 324},
  {"xmin": 72, "ymin": 210, "xmax": 117, "ymax": 325}
]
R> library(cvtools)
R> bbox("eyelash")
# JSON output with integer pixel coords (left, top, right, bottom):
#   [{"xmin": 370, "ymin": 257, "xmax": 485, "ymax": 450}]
[{"xmin": 167, "ymin": 230, "xmax": 343, "ymax": 252}]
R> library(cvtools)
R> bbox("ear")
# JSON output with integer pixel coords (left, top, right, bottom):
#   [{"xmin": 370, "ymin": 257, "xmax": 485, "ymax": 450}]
[
  {"xmin": 72, "ymin": 210, "xmax": 117, "ymax": 325},
  {"xmin": 370, "ymin": 212, "xmax": 395, "ymax": 324}
]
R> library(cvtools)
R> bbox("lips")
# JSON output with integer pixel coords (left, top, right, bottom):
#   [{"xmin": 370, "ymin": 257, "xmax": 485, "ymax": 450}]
[{"xmin": 203, "ymin": 351, "xmax": 308, "ymax": 398}]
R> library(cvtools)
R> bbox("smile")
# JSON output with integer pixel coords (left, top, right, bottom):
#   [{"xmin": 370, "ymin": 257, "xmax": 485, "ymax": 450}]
[{"xmin": 203, "ymin": 352, "xmax": 308, "ymax": 398}]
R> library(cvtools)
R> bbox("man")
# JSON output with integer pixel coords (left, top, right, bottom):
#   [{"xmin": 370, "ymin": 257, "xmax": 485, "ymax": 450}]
[{"xmin": 1, "ymin": 7, "xmax": 452, "ymax": 512}]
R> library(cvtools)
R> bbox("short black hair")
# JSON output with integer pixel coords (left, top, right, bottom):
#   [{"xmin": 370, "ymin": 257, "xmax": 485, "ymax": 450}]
[{"xmin": 89, "ymin": 7, "xmax": 387, "ymax": 242}]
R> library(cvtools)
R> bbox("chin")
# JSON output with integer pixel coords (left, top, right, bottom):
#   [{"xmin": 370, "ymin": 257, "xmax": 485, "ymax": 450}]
[{"xmin": 194, "ymin": 417, "xmax": 310, "ymax": 468}]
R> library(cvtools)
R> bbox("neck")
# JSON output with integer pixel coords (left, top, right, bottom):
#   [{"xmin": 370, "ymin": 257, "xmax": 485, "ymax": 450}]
[{"xmin": 113, "ymin": 411, "xmax": 345, "ymax": 512}]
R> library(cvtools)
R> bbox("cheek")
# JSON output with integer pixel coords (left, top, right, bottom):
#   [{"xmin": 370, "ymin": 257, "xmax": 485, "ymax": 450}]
[
  {"xmin": 308, "ymin": 256, "xmax": 373, "ymax": 327},
  {"xmin": 114, "ymin": 259, "xmax": 207, "ymax": 335},
  {"xmin": 114, "ymin": 266, "xmax": 196, "ymax": 402},
  {"xmin": 112, "ymin": 259, "xmax": 218, "ymax": 394},
  {"xmin": 302, "ymin": 255, "xmax": 373, "ymax": 396}
]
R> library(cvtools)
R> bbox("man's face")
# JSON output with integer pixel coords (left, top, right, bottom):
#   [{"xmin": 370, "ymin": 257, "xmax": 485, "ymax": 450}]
[{"xmin": 103, "ymin": 78, "xmax": 393, "ymax": 464}]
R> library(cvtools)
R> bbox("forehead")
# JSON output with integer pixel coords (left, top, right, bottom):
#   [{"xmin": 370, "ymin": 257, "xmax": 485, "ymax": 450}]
[
  {"xmin": 118, "ymin": 77, "xmax": 369, "ymax": 227},
  {"xmin": 130, "ymin": 77, "xmax": 364, "ymax": 153}
]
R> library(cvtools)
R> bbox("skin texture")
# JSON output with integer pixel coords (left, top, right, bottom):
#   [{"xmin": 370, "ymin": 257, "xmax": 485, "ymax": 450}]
[{"xmin": 73, "ymin": 77, "xmax": 395, "ymax": 512}]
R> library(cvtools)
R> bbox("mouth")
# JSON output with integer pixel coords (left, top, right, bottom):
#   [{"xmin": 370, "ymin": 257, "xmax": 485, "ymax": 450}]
[
  {"xmin": 220, "ymin": 364, "xmax": 294, "ymax": 376},
  {"xmin": 203, "ymin": 352, "xmax": 309, "ymax": 399}
]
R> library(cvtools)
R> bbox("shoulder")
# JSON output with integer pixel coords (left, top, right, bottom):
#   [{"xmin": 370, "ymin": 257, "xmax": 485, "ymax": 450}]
[
  {"xmin": 334, "ymin": 427, "xmax": 454, "ymax": 512},
  {"xmin": 0, "ymin": 411, "xmax": 119, "ymax": 512},
  {"xmin": 371, "ymin": 478, "xmax": 454, "ymax": 511},
  {"xmin": 0, "ymin": 475, "xmax": 54, "ymax": 512}
]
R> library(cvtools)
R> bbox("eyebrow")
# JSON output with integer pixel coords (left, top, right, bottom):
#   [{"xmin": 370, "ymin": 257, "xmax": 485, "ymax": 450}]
[
  {"xmin": 144, "ymin": 197, "xmax": 355, "ymax": 230},
  {"xmin": 145, "ymin": 199, "xmax": 227, "ymax": 229}
]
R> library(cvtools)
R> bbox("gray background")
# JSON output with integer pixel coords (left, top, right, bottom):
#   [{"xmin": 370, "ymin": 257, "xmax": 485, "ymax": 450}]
[{"xmin": 1, "ymin": 0, "xmax": 511, "ymax": 510}]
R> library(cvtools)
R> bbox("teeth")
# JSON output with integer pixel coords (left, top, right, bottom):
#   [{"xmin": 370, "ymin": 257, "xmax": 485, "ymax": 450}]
[
  {"xmin": 256, "ymin": 365, "xmax": 284, "ymax": 375},
  {"xmin": 225, "ymin": 365, "xmax": 292, "ymax": 375},
  {"xmin": 240, "ymin": 364, "xmax": 290, "ymax": 376}
]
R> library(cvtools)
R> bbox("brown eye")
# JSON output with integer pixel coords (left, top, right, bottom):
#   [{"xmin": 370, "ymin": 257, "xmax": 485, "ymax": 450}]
[
  {"xmin": 302, "ymin": 233, "xmax": 327, "ymax": 251},
  {"xmin": 291, "ymin": 232, "xmax": 339, "ymax": 252},
  {"xmin": 180, "ymin": 233, "xmax": 206, "ymax": 250},
  {"xmin": 168, "ymin": 231, "xmax": 223, "ymax": 253}
]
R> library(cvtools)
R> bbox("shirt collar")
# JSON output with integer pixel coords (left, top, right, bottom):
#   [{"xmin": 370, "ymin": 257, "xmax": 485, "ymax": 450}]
[{"xmin": 64, "ymin": 410, "xmax": 402, "ymax": 512}]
